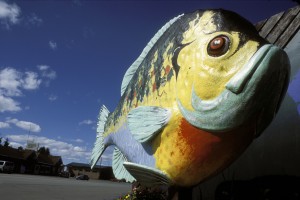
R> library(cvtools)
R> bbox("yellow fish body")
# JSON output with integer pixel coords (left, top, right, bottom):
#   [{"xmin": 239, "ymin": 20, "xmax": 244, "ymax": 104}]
[{"xmin": 91, "ymin": 9, "xmax": 290, "ymax": 187}]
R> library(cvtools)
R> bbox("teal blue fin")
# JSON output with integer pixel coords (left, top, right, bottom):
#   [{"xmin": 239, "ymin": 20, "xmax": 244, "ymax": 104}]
[
  {"xmin": 123, "ymin": 162, "xmax": 171, "ymax": 186},
  {"xmin": 90, "ymin": 105, "xmax": 110, "ymax": 168},
  {"xmin": 112, "ymin": 147, "xmax": 136, "ymax": 182},
  {"xmin": 127, "ymin": 106, "xmax": 171, "ymax": 143},
  {"xmin": 120, "ymin": 14, "xmax": 184, "ymax": 96}
]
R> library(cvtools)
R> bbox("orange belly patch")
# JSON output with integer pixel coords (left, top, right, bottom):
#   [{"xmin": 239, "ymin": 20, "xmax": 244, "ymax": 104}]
[{"xmin": 154, "ymin": 117, "xmax": 255, "ymax": 187}]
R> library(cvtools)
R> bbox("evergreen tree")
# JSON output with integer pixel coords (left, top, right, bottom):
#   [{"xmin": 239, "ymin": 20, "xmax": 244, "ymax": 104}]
[
  {"xmin": 38, "ymin": 146, "xmax": 50, "ymax": 155},
  {"xmin": 4, "ymin": 138, "xmax": 10, "ymax": 147}
]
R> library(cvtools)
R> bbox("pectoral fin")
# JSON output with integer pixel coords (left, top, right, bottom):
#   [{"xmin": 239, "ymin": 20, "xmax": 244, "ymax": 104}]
[
  {"xmin": 112, "ymin": 147, "xmax": 136, "ymax": 182},
  {"xmin": 127, "ymin": 106, "xmax": 171, "ymax": 143},
  {"xmin": 123, "ymin": 162, "xmax": 171, "ymax": 186}
]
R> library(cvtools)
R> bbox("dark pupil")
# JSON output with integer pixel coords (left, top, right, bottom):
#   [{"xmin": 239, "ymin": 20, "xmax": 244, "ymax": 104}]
[
  {"xmin": 207, "ymin": 35, "xmax": 229, "ymax": 57},
  {"xmin": 211, "ymin": 38, "xmax": 224, "ymax": 50}
]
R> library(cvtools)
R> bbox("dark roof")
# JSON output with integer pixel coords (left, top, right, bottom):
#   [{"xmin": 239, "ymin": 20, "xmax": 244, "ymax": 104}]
[
  {"xmin": 37, "ymin": 153, "xmax": 62, "ymax": 166},
  {"xmin": 36, "ymin": 153, "xmax": 53, "ymax": 165},
  {"xmin": 67, "ymin": 162, "xmax": 111, "ymax": 169},
  {"xmin": 0, "ymin": 146, "xmax": 32, "ymax": 160},
  {"xmin": 23, "ymin": 149, "xmax": 36, "ymax": 159},
  {"xmin": 255, "ymin": 5, "xmax": 300, "ymax": 48},
  {"xmin": 0, "ymin": 146, "xmax": 62, "ymax": 166},
  {"xmin": 50, "ymin": 156, "xmax": 63, "ymax": 165}
]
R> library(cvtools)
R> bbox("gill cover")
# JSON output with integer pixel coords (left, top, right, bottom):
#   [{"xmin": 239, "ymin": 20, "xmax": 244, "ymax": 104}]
[{"xmin": 177, "ymin": 44, "xmax": 290, "ymax": 133}]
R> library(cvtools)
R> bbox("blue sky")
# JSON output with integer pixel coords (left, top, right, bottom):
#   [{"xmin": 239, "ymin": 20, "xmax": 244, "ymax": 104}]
[{"xmin": 0, "ymin": 0, "xmax": 297, "ymax": 166}]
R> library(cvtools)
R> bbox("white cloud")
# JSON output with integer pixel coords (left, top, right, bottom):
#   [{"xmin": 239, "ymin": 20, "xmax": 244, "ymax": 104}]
[
  {"xmin": 0, "ymin": 95, "xmax": 21, "ymax": 112},
  {"xmin": 49, "ymin": 40, "xmax": 57, "ymax": 50},
  {"xmin": 79, "ymin": 119, "xmax": 94, "ymax": 125},
  {"xmin": 0, "ymin": 0, "xmax": 21, "ymax": 29},
  {"xmin": 0, "ymin": 67, "xmax": 22, "ymax": 96},
  {"xmin": 74, "ymin": 146, "xmax": 85, "ymax": 152},
  {"xmin": 22, "ymin": 72, "xmax": 42, "ymax": 90},
  {"xmin": 37, "ymin": 65, "xmax": 57, "ymax": 80},
  {"xmin": 0, "ymin": 121, "xmax": 10, "ymax": 128},
  {"xmin": 6, "ymin": 118, "xmax": 41, "ymax": 132},
  {"xmin": 48, "ymin": 94, "xmax": 57, "ymax": 101},
  {"xmin": 6, "ymin": 134, "xmax": 92, "ymax": 164},
  {"xmin": 9, "ymin": 141, "xmax": 23, "ymax": 148},
  {"xmin": 0, "ymin": 67, "xmax": 42, "ymax": 96},
  {"xmin": 73, "ymin": 138, "xmax": 84, "ymax": 143},
  {"xmin": 37, "ymin": 65, "xmax": 49, "ymax": 71},
  {"xmin": 0, "ymin": 66, "xmax": 57, "ymax": 113}
]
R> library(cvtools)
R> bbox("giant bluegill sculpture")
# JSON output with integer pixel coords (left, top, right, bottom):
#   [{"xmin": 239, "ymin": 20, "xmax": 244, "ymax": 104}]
[{"xmin": 90, "ymin": 9, "xmax": 290, "ymax": 187}]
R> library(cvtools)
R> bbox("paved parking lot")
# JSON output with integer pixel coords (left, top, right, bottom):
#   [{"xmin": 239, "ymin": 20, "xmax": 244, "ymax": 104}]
[{"xmin": 0, "ymin": 173, "xmax": 131, "ymax": 200}]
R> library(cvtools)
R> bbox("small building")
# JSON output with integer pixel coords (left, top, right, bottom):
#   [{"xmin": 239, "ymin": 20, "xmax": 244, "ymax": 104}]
[
  {"xmin": 67, "ymin": 162, "xmax": 114, "ymax": 180},
  {"xmin": 34, "ymin": 153, "xmax": 63, "ymax": 175},
  {"xmin": 0, "ymin": 146, "xmax": 62, "ymax": 175},
  {"xmin": 0, "ymin": 146, "xmax": 36, "ymax": 173}
]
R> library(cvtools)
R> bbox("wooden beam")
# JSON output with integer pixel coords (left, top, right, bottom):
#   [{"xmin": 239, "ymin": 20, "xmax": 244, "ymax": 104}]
[
  {"xmin": 266, "ymin": 6, "xmax": 300, "ymax": 44},
  {"xmin": 275, "ymin": 10, "xmax": 300, "ymax": 48},
  {"xmin": 259, "ymin": 11, "xmax": 284, "ymax": 39},
  {"xmin": 255, "ymin": 5, "xmax": 300, "ymax": 48}
]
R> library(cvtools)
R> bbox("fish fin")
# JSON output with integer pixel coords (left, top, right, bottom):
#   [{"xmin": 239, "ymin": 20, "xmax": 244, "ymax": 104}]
[
  {"xmin": 90, "ymin": 105, "xmax": 110, "ymax": 168},
  {"xmin": 120, "ymin": 14, "xmax": 184, "ymax": 96},
  {"xmin": 123, "ymin": 162, "xmax": 171, "ymax": 187},
  {"xmin": 128, "ymin": 106, "xmax": 171, "ymax": 143},
  {"xmin": 112, "ymin": 147, "xmax": 136, "ymax": 182}
]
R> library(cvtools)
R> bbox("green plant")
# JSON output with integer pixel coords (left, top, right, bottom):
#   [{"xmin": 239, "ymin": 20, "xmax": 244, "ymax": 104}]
[{"xmin": 117, "ymin": 184, "xmax": 167, "ymax": 200}]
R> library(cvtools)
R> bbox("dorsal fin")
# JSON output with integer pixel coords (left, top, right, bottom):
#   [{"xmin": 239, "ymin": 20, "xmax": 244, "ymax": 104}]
[
  {"xmin": 90, "ymin": 105, "xmax": 110, "ymax": 168},
  {"xmin": 120, "ymin": 14, "xmax": 184, "ymax": 96}
]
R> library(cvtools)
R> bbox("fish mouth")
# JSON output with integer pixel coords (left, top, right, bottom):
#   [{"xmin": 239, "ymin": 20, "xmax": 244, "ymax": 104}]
[{"xmin": 178, "ymin": 44, "xmax": 290, "ymax": 133}]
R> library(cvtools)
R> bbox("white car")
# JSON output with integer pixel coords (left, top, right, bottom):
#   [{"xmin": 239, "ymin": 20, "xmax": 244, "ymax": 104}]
[{"xmin": 0, "ymin": 160, "xmax": 14, "ymax": 173}]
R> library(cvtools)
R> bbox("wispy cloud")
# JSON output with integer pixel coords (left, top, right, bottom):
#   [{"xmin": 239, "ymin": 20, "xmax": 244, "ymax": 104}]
[
  {"xmin": 49, "ymin": 40, "xmax": 57, "ymax": 50},
  {"xmin": 0, "ymin": 0, "xmax": 21, "ymax": 29},
  {"xmin": 6, "ymin": 134, "xmax": 92, "ymax": 164},
  {"xmin": 37, "ymin": 65, "xmax": 57, "ymax": 80},
  {"xmin": 83, "ymin": 26, "xmax": 95, "ymax": 39},
  {"xmin": 73, "ymin": 0, "xmax": 82, "ymax": 7},
  {"xmin": 72, "ymin": 138, "xmax": 84, "ymax": 143},
  {"xmin": 79, "ymin": 119, "xmax": 94, "ymax": 125},
  {"xmin": 6, "ymin": 118, "xmax": 41, "ymax": 132},
  {"xmin": 26, "ymin": 13, "xmax": 43, "ymax": 26},
  {"xmin": 48, "ymin": 94, "xmax": 58, "ymax": 102}
]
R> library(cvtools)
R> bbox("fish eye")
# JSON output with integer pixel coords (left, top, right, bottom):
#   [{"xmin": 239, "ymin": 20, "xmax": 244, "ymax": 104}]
[{"xmin": 207, "ymin": 35, "xmax": 230, "ymax": 57}]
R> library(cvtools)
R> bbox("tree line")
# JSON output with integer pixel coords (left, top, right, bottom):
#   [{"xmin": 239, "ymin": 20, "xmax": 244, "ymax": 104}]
[{"xmin": 0, "ymin": 137, "xmax": 51, "ymax": 156}]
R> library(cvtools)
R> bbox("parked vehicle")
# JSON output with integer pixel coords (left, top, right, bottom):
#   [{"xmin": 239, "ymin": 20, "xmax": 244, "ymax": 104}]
[
  {"xmin": 76, "ymin": 174, "xmax": 89, "ymax": 180},
  {"xmin": 0, "ymin": 160, "xmax": 14, "ymax": 173},
  {"xmin": 58, "ymin": 165, "xmax": 70, "ymax": 178}
]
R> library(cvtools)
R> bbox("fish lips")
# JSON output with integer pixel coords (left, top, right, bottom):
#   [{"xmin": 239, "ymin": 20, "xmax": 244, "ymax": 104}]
[{"xmin": 178, "ymin": 44, "xmax": 290, "ymax": 134}]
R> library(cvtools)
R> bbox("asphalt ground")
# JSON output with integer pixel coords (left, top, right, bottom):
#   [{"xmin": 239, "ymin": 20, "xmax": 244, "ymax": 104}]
[{"xmin": 0, "ymin": 173, "xmax": 131, "ymax": 200}]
